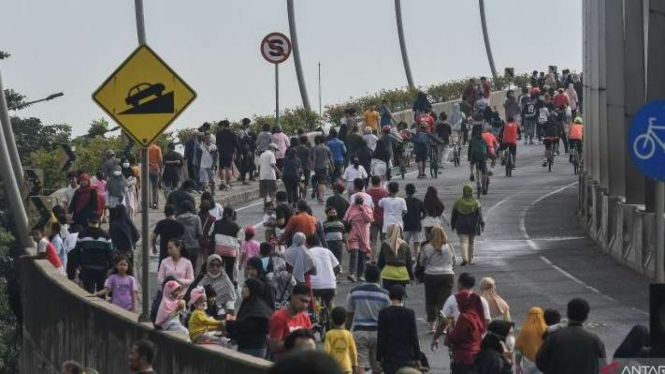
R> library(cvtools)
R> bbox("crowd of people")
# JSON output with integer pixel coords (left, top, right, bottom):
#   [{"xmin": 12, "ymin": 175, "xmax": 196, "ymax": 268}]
[{"xmin": 34, "ymin": 69, "xmax": 646, "ymax": 374}]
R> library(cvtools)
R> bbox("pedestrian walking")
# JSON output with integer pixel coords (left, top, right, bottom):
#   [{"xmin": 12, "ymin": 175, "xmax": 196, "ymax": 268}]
[
  {"xmin": 166, "ymin": 179, "xmax": 196, "ymax": 215},
  {"xmin": 311, "ymin": 135, "xmax": 334, "ymax": 203},
  {"xmin": 515, "ymin": 307, "xmax": 547, "ymax": 374},
  {"xmin": 105, "ymin": 165, "xmax": 128, "ymax": 211},
  {"xmin": 226, "ymin": 278, "xmax": 273, "ymax": 358},
  {"xmin": 366, "ymin": 176, "xmax": 388, "ymax": 260},
  {"xmin": 176, "ymin": 200, "xmax": 203, "ymax": 268},
  {"xmin": 376, "ymin": 285, "xmax": 420, "ymax": 374},
  {"xmin": 213, "ymin": 207, "xmax": 241, "ymax": 285},
  {"xmin": 197, "ymin": 200, "xmax": 216, "ymax": 260},
  {"xmin": 344, "ymin": 195, "xmax": 373, "ymax": 282},
  {"xmin": 479, "ymin": 277, "xmax": 511, "ymax": 321},
  {"xmin": 281, "ymin": 147, "xmax": 301, "ymax": 205},
  {"xmin": 151, "ymin": 204, "xmax": 185, "ymax": 265},
  {"xmin": 323, "ymin": 207, "xmax": 346, "ymax": 270},
  {"xmin": 148, "ymin": 143, "xmax": 162, "ymax": 209},
  {"xmin": 108, "ymin": 205, "xmax": 140, "ymax": 274},
  {"xmin": 451, "ymin": 185, "xmax": 484, "ymax": 266},
  {"xmin": 216, "ymin": 120, "xmax": 237, "ymax": 191},
  {"xmin": 162, "ymin": 142, "xmax": 183, "ymax": 199},
  {"xmin": 378, "ymin": 224, "xmax": 413, "ymax": 292},
  {"xmin": 272, "ymin": 125, "xmax": 290, "ymax": 171},
  {"xmin": 324, "ymin": 306, "xmax": 358, "ymax": 374},
  {"xmin": 94, "ymin": 256, "xmax": 138, "ymax": 313},
  {"xmin": 378, "ymin": 182, "xmax": 407, "ymax": 234},
  {"xmin": 327, "ymin": 129, "xmax": 347, "ymax": 183},
  {"xmin": 419, "ymin": 225, "xmax": 456, "ymax": 333},
  {"xmin": 403, "ymin": 183, "xmax": 426, "ymax": 258},
  {"xmin": 268, "ymin": 283, "xmax": 313, "ymax": 358},
  {"xmin": 237, "ymin": 118, "xmax": 255, "ymax": 185},
  {"xmin": 474, "ymin": 320, "xmax": 516, "ymax": 374},
  {"xmin": 284, "ymin": 232, "xmax": 317, "ymax": 284},
  {"xmin": 197, "ymin": 133, "xmax": 217, "ymax": 193},
  {"xmin": 66, "ymin": 213, "xmax": 113, "ymax": 292},
  {"xmin": 326, "ymin": 182, "xmax": 350, "ymax": 222},
  {"xmin": 258, "ymin": 143, "xmax": 281, "ymax": 205},
  {"xmin": 422, "ymin": 186, "xmax": 446, "ymax": 235},
  {"xmin": 342, "ymin": 156, "xmax": 368, "ymax": 195}
]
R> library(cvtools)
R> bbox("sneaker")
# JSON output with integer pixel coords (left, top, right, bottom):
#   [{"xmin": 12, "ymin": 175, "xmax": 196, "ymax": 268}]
[
  {"xmin": 460, "ymin": 260, "xmax": 468, "ymax": 266},
  {"xmin": 428, "ymin": 322, "xmax": 437, "ymax": 333},
  {"xmin": 469, "ymin": 174, "xmax": 475, "ymax": 182},
  {"xmin": 347, "ymin": 274, "xmax": 357, "ymax": 283},
  {"xmin": 542, "ymin": 161, "xmax": 548, "ymax": 167},
  {"xmin": 488, "ymin": 170, "xmax": 494, "ymax": 177},
  {"xmin": 358, "ymin": 276, "xmax": 366, "ymax": 282}
]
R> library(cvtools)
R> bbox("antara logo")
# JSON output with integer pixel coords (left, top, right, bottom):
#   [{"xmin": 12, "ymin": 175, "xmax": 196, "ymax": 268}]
[{"xmin": 601, "ymin": 362, "xmax": 665, "ymax": 374}]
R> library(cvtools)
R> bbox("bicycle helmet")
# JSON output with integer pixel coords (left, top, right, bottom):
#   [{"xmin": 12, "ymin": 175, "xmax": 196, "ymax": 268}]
[{"xmin": 574, "ymin": 117, "xmax": 583, "ymax": 124}]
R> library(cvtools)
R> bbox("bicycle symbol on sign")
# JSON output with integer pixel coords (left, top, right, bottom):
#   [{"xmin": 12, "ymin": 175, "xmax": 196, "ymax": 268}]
[{"xmin": 633, "ymin": 117, "xmax": 665, "ymax": 160}]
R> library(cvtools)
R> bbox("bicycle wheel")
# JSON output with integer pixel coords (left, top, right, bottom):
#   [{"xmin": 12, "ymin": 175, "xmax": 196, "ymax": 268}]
[
  {"xmin": 573, "ymin": 151, "xmax": 579, "ymax": 175},
  {"xmin": 548, "ymin": 154, "xmax": 553, "ymax": 173},
  {"xmin": 505, "ymin": 155, "xmax": 512, "ymax": 177}
]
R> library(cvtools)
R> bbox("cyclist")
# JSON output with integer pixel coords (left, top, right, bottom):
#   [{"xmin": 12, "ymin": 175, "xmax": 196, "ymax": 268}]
[
  {"xmin": 541, "ymin": 112, "xmax": 561, "ymax": 167},
  {"xmin": 568, "ymin": 116, "xmax": 584, "ymax": 163},
  {"xmin": 498, "ymin": 116, "xmax": 520, "ymax": 169},
  {"xmin": 481, "ymin": 127, "xmax": 500, "ymax": 177},
  {"xmin": 468, "ymin": 128, "xmax": 488, "ymax": 195},
  {"xmin": 418, "ymin": 106, "xmax": 436, "ymax": 134},
  {"xmin": 536, "ymin": 95, "xmax": 551, "ymax": 145},
  {"xmin": 413, "ymin": 122, "xmax": 444, "ymax": 179}
]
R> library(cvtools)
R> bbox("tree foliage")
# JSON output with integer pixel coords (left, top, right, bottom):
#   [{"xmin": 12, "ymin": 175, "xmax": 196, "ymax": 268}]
[{"xmin": 10, "ymin": 117, "xmax": 72, "ymax": 162}]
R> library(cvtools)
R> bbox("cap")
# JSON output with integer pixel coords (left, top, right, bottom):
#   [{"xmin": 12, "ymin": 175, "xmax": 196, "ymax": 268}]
[
  {"xmin": 244, "ymin": 226, "xmax": 255, "ymax": 236},
  {"xmin": 269, "ymin": 143, "xmax": 278, "ymax": 150},
  {"xmin": 188, "ymin": 286, "xmax": 206, "ymax": 307}
]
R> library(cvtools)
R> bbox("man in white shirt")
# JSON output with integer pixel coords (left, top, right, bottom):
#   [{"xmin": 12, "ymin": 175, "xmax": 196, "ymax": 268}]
[
  {"xmin": 258, "ymin": 143, "xmax": 282, "ymax": 205},
  {"xmin": 378, "ymin": 181, "xmax": 407, "ymax": 233},
  {"xmin": 306, "ymin": 234, "xmax": 340, "ymax": 311},
  {"xmin": 61, "ymin": 172, "xmax": 78, "ymax": 211}
]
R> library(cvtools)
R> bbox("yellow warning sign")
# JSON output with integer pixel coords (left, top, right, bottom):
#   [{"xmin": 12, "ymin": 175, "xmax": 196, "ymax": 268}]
[{"xmin": 92, "ymin": 45, "xmax": 196, "ymax": 147}]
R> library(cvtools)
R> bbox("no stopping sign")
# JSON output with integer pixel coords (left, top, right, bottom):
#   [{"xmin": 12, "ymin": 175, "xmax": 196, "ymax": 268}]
[{"xmin": 261, "ymin": 32, "xmax": 292, "ymax": 64}]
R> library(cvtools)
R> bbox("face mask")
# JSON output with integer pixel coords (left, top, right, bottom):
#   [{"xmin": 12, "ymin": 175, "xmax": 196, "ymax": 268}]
[
  {"xmin": 122, "ymin": 163, "xmax": 130, "ymax": 168},
  {"xmin": 505, "ymin": 334, "xmax": 516, "ymax": 352},
  {"xmin": 113, "ymin": 171, "xmax": 121, "ymax": 176}
]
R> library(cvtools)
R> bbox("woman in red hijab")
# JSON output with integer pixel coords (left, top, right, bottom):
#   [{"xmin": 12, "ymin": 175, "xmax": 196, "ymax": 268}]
[
  {"xmin": 447, "ymin": 291, "xmax": 487, "ymax": 373},
  {"xmin": 68, "ymin": 173, "xmax": 99, "ymax": 227}
]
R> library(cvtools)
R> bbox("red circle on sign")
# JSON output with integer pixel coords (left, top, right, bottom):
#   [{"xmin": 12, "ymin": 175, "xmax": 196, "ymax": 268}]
[{"xmin": 261, "ymin": 32, "xmax": 292, "ymax": 64}]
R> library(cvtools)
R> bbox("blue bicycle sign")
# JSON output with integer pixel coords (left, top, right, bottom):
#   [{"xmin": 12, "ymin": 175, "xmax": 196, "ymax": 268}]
[{"xmin": 628, "ymin": 100, "xmax": 665, "ymax": 181}]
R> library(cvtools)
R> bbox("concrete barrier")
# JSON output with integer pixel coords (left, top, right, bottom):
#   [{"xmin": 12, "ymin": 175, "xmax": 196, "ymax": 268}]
[
  {"xmin": 390, "ymin": 91, "xmax": 509, "ymax": 125},
  {"xmin": 20, "ymin": 258, "xmax": 271, "ymax": 373}
]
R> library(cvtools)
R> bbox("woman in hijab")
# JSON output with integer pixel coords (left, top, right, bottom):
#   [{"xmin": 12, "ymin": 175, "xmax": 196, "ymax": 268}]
[
  {"xmin": 479, "ymin": 277, "xmax": 511, "ymax": 321},
  {"xmin": 451, "ymin": 185, "xmax": 484, "ymax": 266},
  {"xmin": 363, "ymin": 127, "xmax": 378, "ymax": 152},
  {"xmin": 185, "ymin": 254, "xmax": 236, "ymax": 318},
  {"xmin": 68, "ymin": 173, "xmax": 99, "ymax": 227},
  {"xmin": 121, "ymin": 159, "xmax": 138, "ymax": 219},
  {"xmin": 225, "ymin": 278, "xmax": 274, "ymax": 358},
  {"xmin": 344, "ymin": 194, "xmax": 374, "ymax": 282},
  {"xmin": 515, "ymin": 307, "xmax": 547, "ymax": 374},
  {"xmin": 419, "ymin": 225, "xmax": 455, "ymax": 332},
  {"xmin": 475, "ymin": 320, "xmax": 515, "ymax": 374},
  {"xmin": 246, "ymin": 256, "xmax": 276, "ymax": 309},
  {"xmin": 378, "ymin": 224, "xmax": 413, "ymax": 292},
  {"xmin": 566, "ymin": 83, "xmax": 579, "ymax": 118},
  {"xmin": 109, "ymin": 205, "xmax": 140, "ymax": 261},
  {"xmin": 422, "ymin": 186, "xmax": 446, "ymax": 235},
  {"xmin": 614, "ymin": 325, "xmax": 650, "ymax": 359},
  {"xmin": 283, "ymin": 232, "xmax": 317, "ymax": 284},
  {"xmin": 155, "ymin": 280, "xmax": 187, "ymax": 333},
  {"xmin": 106, "ymin": 165, "xmax": 128, "ymax": 210},
  {"xmin": 445, "ymin": 291, "xmax": 487, "ymax": 373}
]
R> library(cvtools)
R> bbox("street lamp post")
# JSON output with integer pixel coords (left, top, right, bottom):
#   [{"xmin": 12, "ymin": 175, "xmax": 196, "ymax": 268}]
[
  {"xmin": 8, "ymin": 92, "xmax": 64, "ymax": 111},
  {"xmin": 287, "ymin": 0, "xmax": 311, "ymax": 111},
  {"xmin": 394, "ymin": 0, "xmax": 415, "ymax": 88},
  {"xmin": 479, "ymin": 0, "xmax": 498, "ymax": 79}
]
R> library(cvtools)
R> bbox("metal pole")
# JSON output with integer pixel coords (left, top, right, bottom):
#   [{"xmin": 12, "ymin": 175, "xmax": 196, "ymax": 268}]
[
  {"xmin": 0, "ymin": 72, "xmax": 31, "ymax": 249},
  {"xmin": 0, "ymin": 70, "xmax": 24, "ymax": 183},
  {"xmin": 394, "ymin": 0, "xmax": 415, "ymax": 88},
  {"xmin": 318, "ymin": 61, "xmax": 322, "ymax": 117},
  {"xmin": 657, "ymin": 183, "xmax": 664, "ymax": 283},
  {"xmin": 286, "ymin": 0, "xmax": 311, "ymax": 110},
  {"xmin": 134, "ymin": 0, "xmax": 151, "ymax": 321},
  {"xmin": 479, "ymin": 0, "xmax": 498, "ymax": 79},
  {"xmin": 275, "ymin": 63, "xmax": 280, "ymax": 126}
]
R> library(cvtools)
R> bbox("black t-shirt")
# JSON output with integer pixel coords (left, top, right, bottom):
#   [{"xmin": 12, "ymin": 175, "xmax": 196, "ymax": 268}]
[
  {"xmin": 213, "ymin": 219, "xmax": 240, "ymax": 237},
  {"xmin": 216, "ymin": 129, "xmax": 237, "ymax": 155},
  {"xmin": 275, "ymin": 203, "xmax": 294, "ymax": 229},
  {"xmin": 435, "ymin": 121, "xmax": 452, "ymax": 144},
  {"xmin": 403, "ymin": 196, "xmax": 426, "ymax": 231},
  {"xmin": 163, "ymin": 150, "xmax": 183, "ymax": 180},
  {"xmin": 153, "ymin": 218, "xmax": 185, "ymax": 260}
]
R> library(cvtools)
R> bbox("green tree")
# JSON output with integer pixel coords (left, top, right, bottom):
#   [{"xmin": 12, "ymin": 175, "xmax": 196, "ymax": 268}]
[
  {"xmin": 73, "ymin": 135, "xmax": 123, "ymax": 176},
  {"xmin": 87, "ymin": 117, "xmax": 110, "ymax": 138},
  {"xmin": 10, "ymin": 117, "xmax": 71, "ymax": 161},
  {"xmin": 25, "ymin": 150, "xmax": 63, "ymax": 192}
]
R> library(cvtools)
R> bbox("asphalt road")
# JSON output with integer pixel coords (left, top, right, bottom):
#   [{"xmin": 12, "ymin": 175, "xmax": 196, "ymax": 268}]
[{"xmin": 147, "ymin": 144, "xmax": 650, "ymax": 373}]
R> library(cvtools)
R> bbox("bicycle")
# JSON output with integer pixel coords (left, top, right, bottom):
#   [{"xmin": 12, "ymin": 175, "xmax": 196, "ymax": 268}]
[
  {"xmin": 570, "ymin": 144, "xmax": 581, "ymax": 175},
  {"xmin": 633, "ymin": 117, "xmax": 665, "ymax": 160},
  {"xmin": 429, "ymin": 144, "xmax": 439, "ymax": 179},
  {"xmin": 473, "ymin": 162, "xmax": 488, "ymax": 198},
  {"xmin": 310, "ymin": 295, "xmax": 331, "ymax": 342},
  {"xmin": 504, "ymin": 150, "xmax": 514, "ymax": 177}
]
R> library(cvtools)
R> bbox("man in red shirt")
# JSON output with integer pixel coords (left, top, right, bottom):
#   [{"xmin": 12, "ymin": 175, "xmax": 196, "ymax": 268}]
[
  {"xmin": 268, "ymin": 283, "xmax": 313, "ymax": 356},
  {"xmin": 553, "ymin": 88, "xmax": 569, "ymax": 109},
  {"xmin": 366, "ymin": 176, "xmax": 388, "ymax": 262},
  {"xmin": 282, "ymin": 200, "xmax": 317, "ymax": 245},
  {"xmin": 499, "ymin": 116, "xmax": 520, "ymax": 168}
]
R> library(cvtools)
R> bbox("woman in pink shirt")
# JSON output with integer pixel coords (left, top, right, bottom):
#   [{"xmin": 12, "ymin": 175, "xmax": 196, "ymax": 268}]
[
  {"xmin": 240, "ymin": 226, "xmax": 260, "ymax": 270},
  {"xmin": 272, "ymin": 125, "xmax": 290, "ymax": 170},
  {"xmin": 157, "ymin": 239, "xmax": 194, "ymax": 287},
  {"xmin": 343, "ymin": 194, "xmax": 374, "ymax": 282}
]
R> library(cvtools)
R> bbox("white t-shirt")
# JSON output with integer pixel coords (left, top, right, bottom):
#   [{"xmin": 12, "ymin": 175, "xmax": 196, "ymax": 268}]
[
  {"xmin": 343, "ymin": 165, "xmax": 368, "ymax": 183},
  {"xmin": 309, "ymin": 246, "xmax": 340, "ymax": 290},
  {"xmin": 441, "ymin": 293, "xmax": 492, "ymax": 324},
  {"xmin": 378, "ymin": 196, "xmax": 407, "ymax": 233},
  {"xmin": 258, "ymin": 150, "xmax": 277, "ymax": 180}
]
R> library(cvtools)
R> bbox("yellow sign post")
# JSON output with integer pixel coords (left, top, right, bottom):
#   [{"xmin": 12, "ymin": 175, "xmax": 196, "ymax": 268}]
[{"xmin": 92, "ymin": 45, "xmax": 196, "ymax": 146}]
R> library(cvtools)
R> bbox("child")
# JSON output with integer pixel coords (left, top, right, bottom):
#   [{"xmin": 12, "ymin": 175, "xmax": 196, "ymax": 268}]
[
  {"xmin": 94, "ymin": 256, "xmax": 138, "ymax": 312},
  {"xmin": 240, "ymin": 226, "xmax": 260, "ymax": 270},
  {"xmin": 50, "ymin": 222, "xmax": 67, "ymax": 270},
  {"xmin": 262, "ymin": 201, "xmax": 277, "ymax": 243},
  {"xmin": 323, "ymin": 207, "xmax": 346, "ymax": 270},
  {"xmin": 324, "ymin": 306, "xmax": 358, "ymax": 374},
  {"xmin": 188, "ymin": 286, "xmax": 226, "ymax": 344},
  {"xmin": 543, "ymin": 308, "xmax": 564, "ymax": 339},
  {"xmin": 155, "ymin": 280, "xmax": 188, "ymax": 333},
  {"xmin": 23, "ymin": 226, "xmax": 64, "ymax": 274},
  {"xmin": 203, "ymin": 284, "xmax": 221, "ymax": 320},
  {"xmin": 259, "ymin": 242, "xmax": 273, "ymax": 272}
]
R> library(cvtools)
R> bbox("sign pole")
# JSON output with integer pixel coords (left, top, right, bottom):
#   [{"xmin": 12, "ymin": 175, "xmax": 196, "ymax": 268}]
[
  {"xmin": 275, "ymin": 63, "xmax": 280, "ymax": 126},
  {"xmin": 658, "ymin": 182, "xmax": 665, "ymax": 283},
  {"xmin": 134, "ymin": 0, "xmax": 151, "ymax": 321}
]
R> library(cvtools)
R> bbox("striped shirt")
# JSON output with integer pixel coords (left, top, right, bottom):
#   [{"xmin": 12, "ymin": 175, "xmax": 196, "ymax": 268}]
[
  {"xmin": 346, "ymin": 283, "xmax": 390, "ymax": 329},
  {"xmin": 323, "ymin": 220, "xmax": 345, "ymax": 242}
]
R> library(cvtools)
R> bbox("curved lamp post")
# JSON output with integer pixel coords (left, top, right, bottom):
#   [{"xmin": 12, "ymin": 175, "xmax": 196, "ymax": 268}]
[
  {"xmin": 286, "ymin": 0, "xmax": 311, "ymax": 111},
  {"xmin": 394, "ymin": 0, "xmax": 415, "ymax": 88},
  {"xmin": 479, "ymin": 0, "xmax": 498, "ymax": 78}
]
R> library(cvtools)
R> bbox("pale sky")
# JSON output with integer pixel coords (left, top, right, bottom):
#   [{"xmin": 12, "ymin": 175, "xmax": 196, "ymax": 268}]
[{"xmin": 1, "ymin": 0, "xmax": 582, "ymax": 136}]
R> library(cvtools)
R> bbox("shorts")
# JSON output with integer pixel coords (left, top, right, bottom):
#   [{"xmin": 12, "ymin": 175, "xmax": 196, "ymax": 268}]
[
  {"xmin": 470, "ymin": 157, "xmax": 487, "ymax": 174},
  {"xmin": 219, "ymin": 152, "xmax": 234, "ymax": 168},
  {"xmin": 499, "ymin": 144, "xmax": 517, "ymax": 156},
  {"xmin": 403, "ymin": 230, "xmax": 425, "ymax": 243},
  {"xmin": 544, "ymin": 138, "xmax": 558, "ymax": 150},
  {"xmin": 313, "ymin": 288, "xmax": 336, "ymax": 305},
  {"xmin": 314, "ymin": 168, "xmax": 329, "ymax": 185},
  {"xmin": 415, "ymin": 150, "xmax": 428, "ymax": 162},
  {"xmin": 353, "ymin": 330, "xmax": 381, "ymax": 372},
  {"xmin": 259, "ymin": 179, "xmax": 277, "ymax": 198}
]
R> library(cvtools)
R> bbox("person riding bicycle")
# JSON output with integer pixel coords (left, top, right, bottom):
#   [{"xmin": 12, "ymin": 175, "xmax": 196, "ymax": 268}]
[
  {"xmin": 568, "ymin": 117, "xmax": 584, "ymax": 163},
  {"xmin": 481, "ymin": 127, "xmax": 500, "ymax": 177},
  {"xmin": 468, "ymin": 129, "xmax": 488, "ymax": 194},
  {"xmin": 541, "ymin": 112, "xmax": 562, "ymax": 167},
  {"xmin": 498, "ymin": 116, "xmax": 520, "ymax": 168},
  {"xmin": 413, "ymin": 122, "xmax": 444, "ymax": 179},
  {"xmin": 553, "ymin": 108, "xmax": 570, "ymax": 154}
]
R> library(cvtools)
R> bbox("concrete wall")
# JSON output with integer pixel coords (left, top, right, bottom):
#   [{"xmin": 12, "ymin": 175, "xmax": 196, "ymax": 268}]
[{"xmin": 20, "ymin": 258, "xmax": 271, "ymax": 373}]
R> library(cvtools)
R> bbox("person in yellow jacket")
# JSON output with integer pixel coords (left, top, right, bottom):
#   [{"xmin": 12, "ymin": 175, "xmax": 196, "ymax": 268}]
[
  {"xmin": 324, "ymin": 306, "xmax": 358, "ymax": 374},
  {"xmin": 188, "ymin": 286, "xmax": 226, "ymax": 345}
]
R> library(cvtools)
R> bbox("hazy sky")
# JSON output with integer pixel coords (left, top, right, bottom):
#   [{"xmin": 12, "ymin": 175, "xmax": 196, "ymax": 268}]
[{"xmin": 1, "ymin": 0, "xmax": 582, "ymax": 136}]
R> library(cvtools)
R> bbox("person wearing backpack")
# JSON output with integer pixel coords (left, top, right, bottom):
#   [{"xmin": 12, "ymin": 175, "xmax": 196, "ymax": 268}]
[{"xmin": 413, "ymin": 123, "xmax": 431, "ymax": 179}]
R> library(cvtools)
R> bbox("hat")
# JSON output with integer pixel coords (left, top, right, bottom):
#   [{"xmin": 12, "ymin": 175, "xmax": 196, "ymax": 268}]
[
  {"xmin": 188, "ymin": 286, "xmax": 206, "ymax": 307},
  {"xmin": 574, "ymin": 117, "xmax": 583, "ymax": 124},
  {"xmin": 382, "ymin": 125, "xmax": 391, "ymax": 133},
  {"xmin": 269, "ymin": 143, "xmax": 278, "ymax": 150},
  {"xmin": 244, "ymin": 226, "xmax": 255, "ymax": 236}
]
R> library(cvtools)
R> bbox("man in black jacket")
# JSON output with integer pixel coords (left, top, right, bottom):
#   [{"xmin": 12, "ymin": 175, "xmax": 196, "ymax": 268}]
[
  {"xmin": 67, "ymin": 213, "xmax": 114, "ymax": 293},
  {"xmin": 536, "ymin": 298, "xmax": 606, "ymax": 374}
]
